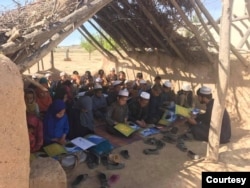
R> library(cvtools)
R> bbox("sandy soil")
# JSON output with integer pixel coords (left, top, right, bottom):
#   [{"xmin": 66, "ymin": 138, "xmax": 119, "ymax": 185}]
[{"xmin": 23, "ymin": 47, "xmax": 250, "ymax": 188}]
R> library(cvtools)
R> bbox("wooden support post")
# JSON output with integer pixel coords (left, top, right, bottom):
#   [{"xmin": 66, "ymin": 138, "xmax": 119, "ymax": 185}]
[
  {"xmin": 237, "ymin": 26, "xmax": 250, "ymax": 48},
  {"xmin": 41, "ymin": 58, "xmax": 44, "ymax": 70},
  {"xmin": 37, "ymin": 61, "xmax": 40, "ymax": 72},
  {"xmin": 206, "ymin": 0, "xmax": 233, "ymax": 162},
  {"xmin": 50, "ymin": 50, "xmax": 55, "ymax": 69}
]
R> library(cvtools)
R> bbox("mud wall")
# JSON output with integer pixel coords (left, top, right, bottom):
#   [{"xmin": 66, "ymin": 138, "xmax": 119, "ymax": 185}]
[
  {"xmin": 103, "ymin": 52, "xmax": 250, "ymax": 129},
  {"xmin": 0, "ymin": 55, "xmax": 30, "ymax": 188}
]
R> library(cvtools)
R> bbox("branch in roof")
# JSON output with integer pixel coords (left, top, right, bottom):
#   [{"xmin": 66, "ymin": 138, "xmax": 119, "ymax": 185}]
[
  {"xmin": 88, "ymin": 20, "xmax": 125, "ymax": 59},
  {"xmin": 190, "ymin": 0, "xmax": 218, "ymax": 52},
  {"xmin": 170, "ymin": 0, "xmax": 214, "ymax": 64},
  {"xmin": 77, "ymin": 28, "xmax": 109, "ymax": 59},
  {"xmin": 136, "ymin": 0, "xmax": 186, "ymax": 62},
  {"xmin": 79, "ymin": 24, "xmax": 117, "ymax": 60},
  {"xmin": 17, "ymin": 0, "xmax": 113, "ymax": 72}
]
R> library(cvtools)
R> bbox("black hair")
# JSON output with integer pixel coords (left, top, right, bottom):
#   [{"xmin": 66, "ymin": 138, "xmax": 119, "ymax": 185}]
[
  {"xmin": 73, "ymin": 71, "xmax": 79, "ymax": 75},
  {"xmin": 154, "ymin": 75, "xmax": 161, "ymax": 81},
  {"xmin": 136, "ymin": 72, "xmax": 143, "ymax": 79},
  {"xmin": 54, "ymin": 86, "xmax": 67, "ymax": 101}
]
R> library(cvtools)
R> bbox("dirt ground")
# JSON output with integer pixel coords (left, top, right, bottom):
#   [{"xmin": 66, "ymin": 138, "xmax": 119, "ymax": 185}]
[{"xmin": 24, "ymin": 47, "xmax": 250, "ymax": 188}]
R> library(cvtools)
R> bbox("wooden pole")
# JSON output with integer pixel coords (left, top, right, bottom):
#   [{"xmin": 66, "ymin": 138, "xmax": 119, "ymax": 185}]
[
  {"xmin": 88, "ymin": 20, "xmax": 125, "ymax": 59},
  {"xmin": 206, "ymin": 0, "xmax": 233, "ymax": 162},
  {"xmin": 195, "ymin": 0, "xmax": 249, "ymax": 67},
  {"xmin": 79, "ymin": 25, "xmax": 117, "ymax": 59},
  {"xmin": 50, "ymin": 50, "xmax": 55, "ymax": 69},
  {"xmin": 41, "ymin": 58, "xmax": 44, "ymax": 70},
  {"xmin": 37, "ymin": 61, "xmax": 40, "ymax": 72}
]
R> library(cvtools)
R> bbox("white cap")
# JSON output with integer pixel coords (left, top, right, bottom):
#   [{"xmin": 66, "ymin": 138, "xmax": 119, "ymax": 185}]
[
  {"xmin": 139, "ymin": 79, "xmax": 147, "ymax": 84},
  {"xmin": 60, "ymin": 72, "xmax": 66, "ymax": 76},
  {"xmin": 45, "ymin": 73, "xmax": 51, "ymax": 78},
  {"xmin": 163, "ymin": 80, "xmax": 172, "ymax": 88},
  {"xmin": 95, "ymin": 77, "xmax": 102, "ymax": 83},
  {"xmin": 32, "ymin": 74, "xmax": 38, "ymax": 79},
  {"xmin": 182, "ymin": 84, "xmax": 191, "ymax": 91},
  {"xmin": 110, "ymin": 67, "xmax": 115, "ymax": 71},
  {"xmin": 112, "ymin": 80, "xmax": 122, "ymax": 86},
  {"xmin": 118, "ymin": 89, "xmax": 129, "ymax": 97},
  {"xmin": 200, "ymin": 86, "xmax": 212, "ymax": 95},
  {"xmin": 94, "ymin": 83, "xmax": 102, "ymax": 89},
  {"xmin": 140, "ymin": 91, "xmax": 150, "ymax": 99}
]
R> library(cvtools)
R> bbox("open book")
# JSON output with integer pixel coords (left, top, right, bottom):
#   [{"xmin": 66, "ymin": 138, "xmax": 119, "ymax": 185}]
[{"xmin": 175, "ymin": 105, "xmax": 191, "ymax": 118}]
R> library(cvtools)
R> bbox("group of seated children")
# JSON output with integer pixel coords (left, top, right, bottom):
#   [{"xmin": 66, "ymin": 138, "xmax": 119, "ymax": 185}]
[{"xmin": 25, "ymin": 69, "xmax": 231, "ymax": 153}]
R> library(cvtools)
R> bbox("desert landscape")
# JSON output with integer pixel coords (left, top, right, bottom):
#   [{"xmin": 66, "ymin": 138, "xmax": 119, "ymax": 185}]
[{"xmin": 22, "ymin": 46, "xmax": 250, "ymax": 188}]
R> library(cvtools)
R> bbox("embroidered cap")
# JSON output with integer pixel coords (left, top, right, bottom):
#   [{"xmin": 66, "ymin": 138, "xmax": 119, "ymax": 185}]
[
  {"xmin": 118, "ymin": 89, "xmax": 129, "ymax": 97},
  {"xmin": 163, "ymin": 80, "xmax": 172, "ymax": 88},
  {"xmin": 200, "ymin": 86, "xmax": 212, "ymax": 95},
  {"xmin": 140, "ymin": 91, "xmax": 150, "ymax": 100}
]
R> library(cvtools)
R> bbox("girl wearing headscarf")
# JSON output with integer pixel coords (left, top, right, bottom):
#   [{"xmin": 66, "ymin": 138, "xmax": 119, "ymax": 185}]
[{"xmin": 43, "ymin": 99, "xmax": 69, "ymax": 145}]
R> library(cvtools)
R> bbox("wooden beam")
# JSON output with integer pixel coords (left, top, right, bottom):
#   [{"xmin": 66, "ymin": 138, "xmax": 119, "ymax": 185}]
[
  {"xmin": 93, "ymin": 16, "xmax": 129, "ymax": 53},
  {"xmin": 77, "ymin": 28, "xmax": 109, "ymax": 59},
  {"xmin": 170, "ymin": 0, "xmax": 214, "ymax": 63},
  {"xmin": 79, "ymin": 25, "xmax": 117, "ymax": 59},
  {"xmin": 88, "ymin": 20, "xmax": 125, "ymax": 59},
  {"xmin": 110, "ymin": 4, "xmax": 152, "ymax": 48},
  {"xmin": 18, "ymin": 0, "xmax": 113, "ymax": 72},
  {"xmin": 207, "ymin": 0, "xmax": 233, "ymax": 162},
  {"xmin": 195, "ymin": 0, "xmax": 249, "ymax": 67},
  {"xmin": 190, "ymin": 0, "xmax": 219, "ymax": 51},
  {"xmin": 93, "ymin": 13, "xmax": 134, "ymax": 52},
  {"xmin": 122, "ymin": 0, "xmax": 171, "ymax": 54},
  {"xmin": 237, "ymin": 26, "xmax": 250, "ymax": 48},
  {"xmin": 100, "ymin": 8, "xmax": 141, "ymax": 51},
  {"xmin": 136, "ymin": 0, "xmax": 186, "ymax": 62}
]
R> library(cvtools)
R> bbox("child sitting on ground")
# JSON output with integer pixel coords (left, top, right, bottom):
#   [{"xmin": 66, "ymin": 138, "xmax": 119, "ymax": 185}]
[{"xmin": 106, "ymin": 89, "xmax": 129, "ymax": 137}]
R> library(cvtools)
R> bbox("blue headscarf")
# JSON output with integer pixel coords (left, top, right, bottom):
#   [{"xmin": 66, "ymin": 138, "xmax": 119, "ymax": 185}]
[
  {"xmin": 43, "ymin": 99, "xmax": 69, "ymax": 144},
  {"xmin": 50, "ymin": 99, "xmax": 66, "ymax": 117}
]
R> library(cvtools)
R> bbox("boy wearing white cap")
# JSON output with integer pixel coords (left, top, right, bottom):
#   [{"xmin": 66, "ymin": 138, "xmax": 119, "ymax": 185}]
[
  {"xmin": 160, "ymin": 80, "xmax": 176, "ymax": 107},
  {"xmin": 92, "ymin": 84, "xmax": 108, "ymax": 120},
  {"xmin": 106, "ymin": 80, "xmax": 122, "ymax": 105},
  {"xmin": 176, "ymin": 83, "xmax": 193, "ymax": 108},
  {"xmin": 128, "ymin": 91, "xmax": 150, "ymax": 128},
  {"xmin": 106, "ymin": 89, "xmax": 129, "ymax": 137},
  {"xmin": 186, "ymin": 86, "xmax": 231, "ymax": 144}
]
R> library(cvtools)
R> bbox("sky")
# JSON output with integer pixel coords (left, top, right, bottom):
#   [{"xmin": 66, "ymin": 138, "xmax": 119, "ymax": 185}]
[{"xmin": 1, "ymin": 0, "xmax": 222, "ymax": 46}]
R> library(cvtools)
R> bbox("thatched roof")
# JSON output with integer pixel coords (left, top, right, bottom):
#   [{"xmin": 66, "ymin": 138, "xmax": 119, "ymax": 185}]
[{"xmin": 0, "ymin": 0, "xmax": 248, "ymax": 72}]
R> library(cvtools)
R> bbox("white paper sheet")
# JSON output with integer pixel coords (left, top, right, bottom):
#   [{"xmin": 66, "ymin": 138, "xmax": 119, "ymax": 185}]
[{"xmin": 71, "ymin": 137, "xmax": 96, "ymax": 150}]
